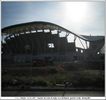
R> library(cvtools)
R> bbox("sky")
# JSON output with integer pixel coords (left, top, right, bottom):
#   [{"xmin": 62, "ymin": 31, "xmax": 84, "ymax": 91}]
[{"xmin": 1, "ymin": 1, "xmax": 105, "ymax": 36}]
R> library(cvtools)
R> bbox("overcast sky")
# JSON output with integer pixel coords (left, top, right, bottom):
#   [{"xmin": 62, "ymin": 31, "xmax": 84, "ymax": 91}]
[{"xmin": 1, "ymin": 1, "xmax": 105, "ymax": 36}]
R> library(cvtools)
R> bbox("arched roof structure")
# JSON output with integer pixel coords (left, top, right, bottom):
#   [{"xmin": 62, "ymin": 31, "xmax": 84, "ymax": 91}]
[
  {"xmin": 1, "ymin": 21, "xmax": 105, "ymax": 63},
  {"xmin": 2, "ymin": 21, "xmax": 89, "ymax": 41}
]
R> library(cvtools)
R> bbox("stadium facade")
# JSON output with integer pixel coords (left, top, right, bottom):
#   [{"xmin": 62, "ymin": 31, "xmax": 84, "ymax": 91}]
[{"xmin": 1, "ymin": 21, "xmax": 105, "ymax": 64}]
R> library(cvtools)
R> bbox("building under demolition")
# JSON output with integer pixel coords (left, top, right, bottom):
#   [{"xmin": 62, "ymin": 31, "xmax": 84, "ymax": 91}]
[{"xmin": 2, "ymin": 21, "xmax": 105, "ymax": 64}]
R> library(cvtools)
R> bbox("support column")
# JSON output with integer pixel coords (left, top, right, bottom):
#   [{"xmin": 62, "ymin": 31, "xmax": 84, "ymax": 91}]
[
  {"xmin": 85, "ymin": 41, "xmax": 88, "ymax": 49},
  {"xmin": 74, "ymin": 35, "xmax": 77, "ymax": 42},
  {"xmin": 78, "ymin": 38, "xmax": 85, "ymax": 49}
]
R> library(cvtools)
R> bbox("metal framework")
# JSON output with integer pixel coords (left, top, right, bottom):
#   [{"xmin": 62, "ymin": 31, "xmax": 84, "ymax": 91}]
[
  {"xmin": 1, "ymin": 21, "xmax": 104, "ymax": 63},
  {"xmin": 2, "ymin": 21, "xmax": 89, "ymax": 40}
]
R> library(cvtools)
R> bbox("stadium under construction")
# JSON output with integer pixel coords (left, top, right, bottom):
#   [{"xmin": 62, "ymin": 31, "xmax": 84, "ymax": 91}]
[{"xmin": 1, "ymin": 21, "xmax": 105, "ymax": 67}]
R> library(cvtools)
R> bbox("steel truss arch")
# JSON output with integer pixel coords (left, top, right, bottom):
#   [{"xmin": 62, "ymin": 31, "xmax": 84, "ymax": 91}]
[{"xmin": 2, "ymin": 21, "xmax": 89, "ymax": 42}]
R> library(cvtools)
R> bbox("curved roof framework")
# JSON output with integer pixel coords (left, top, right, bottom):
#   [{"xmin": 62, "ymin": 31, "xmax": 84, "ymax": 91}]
[
  {"xmin": 1, "ymin": 21, "xmax": 105, "ymax": 60},
  {"xmin": 2, "ymin": 21, "xmax": 89, "ymax": 41}
]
